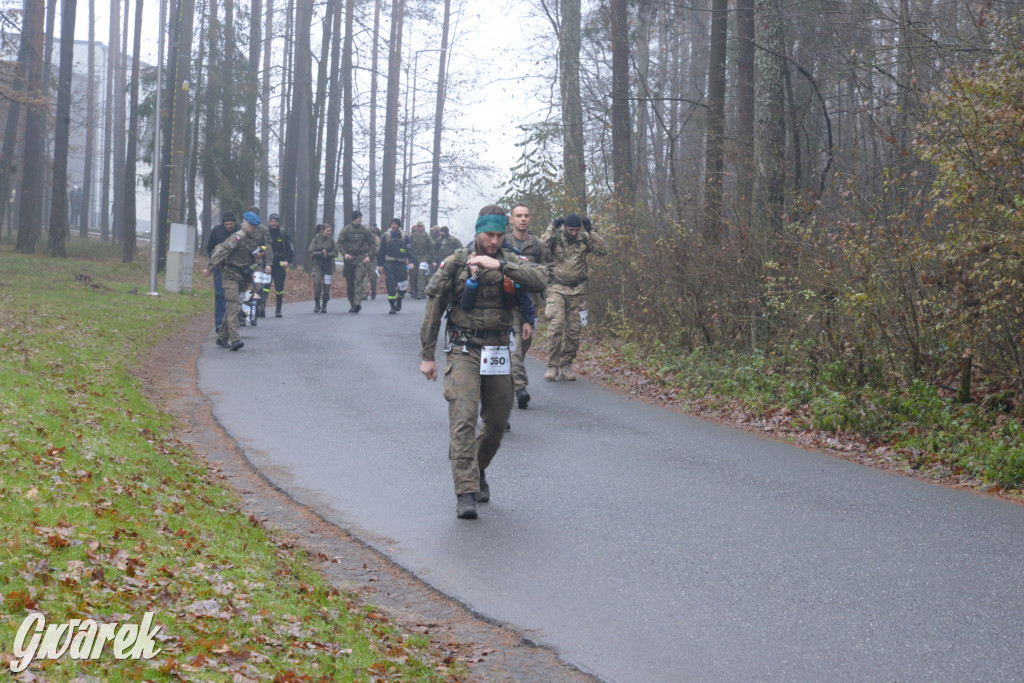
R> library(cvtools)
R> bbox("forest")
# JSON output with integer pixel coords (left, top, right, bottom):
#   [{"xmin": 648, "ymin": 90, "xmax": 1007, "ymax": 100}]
[{"xmin": 2, "ymin": 0, "xmax": 1024, "ymax": 484}]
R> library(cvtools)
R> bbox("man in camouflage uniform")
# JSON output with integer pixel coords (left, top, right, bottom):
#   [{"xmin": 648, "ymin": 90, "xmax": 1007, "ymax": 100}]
[
  {"xmin": 202, "ymin": 211, "xmax": 272, "ymax": 351},
  {"xmin": 366, "ymin": 223, "xmax": 382, "ymax": 300},
  {"xmin": 408, "ymin": 221, "xmax": 435, "ymax": 299},
  {"xmin": 434, "ymin": 225, "xmax": 463, "ymax": 262},
  {"xmin": 420, "ymin": 205, "xmax": 547, "ymax": 519},
  {"xmin": 542, "ymin": 213, "xmax": 608, "ymax": 381},
  {"xmin": 308, "ymin": 223, "xmax": 337, "ymax": 313},
  {"xmin": 506, "ymin": 202, "xmax": 552, "ymax": 408},
  {"xmin": 338, "ymin": 211, "xmax": 375, "ymax": 313}
]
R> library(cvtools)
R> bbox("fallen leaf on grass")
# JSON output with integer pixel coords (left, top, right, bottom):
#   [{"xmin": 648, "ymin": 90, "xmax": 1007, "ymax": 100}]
[{"xmin": 24, "ymin": 487, "xmax": 39, "ymax": 500}]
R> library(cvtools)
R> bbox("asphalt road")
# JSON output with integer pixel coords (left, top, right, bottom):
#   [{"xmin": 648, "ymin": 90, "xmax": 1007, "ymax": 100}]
[{"xmin": 197, "ymin": 296, "xmax": 1024, "ymax": 682}]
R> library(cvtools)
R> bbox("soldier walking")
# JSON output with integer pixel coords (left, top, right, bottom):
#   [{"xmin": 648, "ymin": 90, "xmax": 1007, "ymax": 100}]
[
  {"xmin": 378, "ymin": 219, "xmax": 411, "ymax": 314},
  {"xmin": 419, "ymin": 205, "xmax": 547, "ymax": 519},
  {"xmin": 202, "ymin": 211, "xmax": 271, "ymax": 350},
  {"xmin": 205, "ymin": 211, "xmax": 238, "ymax": 331},
  {"xmin": 308, "ymin": 223, "xmax": 337, "ymax": 313},
  {"xmin": 266, "ymin": 213, "xmax": 294, "ymax": 317},
  {"xmin": 366, "ymin": 223, "xmax": 382, "ymax": 300},
  {"xmin": 338, "ymin": 211, "xmax": 375, "ymax": 313},
  {"xmin": 506, "ymin": 202, "xmax": 552, "ymax": 408},
  {"xmin": 408, "ymin": 221, "xmax": 435, "ymax": 299},
  {"xmin": 542, "ymin": 213, "xmax": 608, "ymax": 381}
]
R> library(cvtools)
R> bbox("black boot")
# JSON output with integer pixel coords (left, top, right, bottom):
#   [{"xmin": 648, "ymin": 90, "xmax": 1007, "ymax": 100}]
[
  {"xmin": 313, "ymin": 300, "xmax": 321, "ymax": 313},
  {"xmin": 477, "ymin": 472, "xmax": 490, "ymax": 503},
  {"xmin": 275, "ymin": 296, "xmax": 283, "ymax": 317},
  {"xmin": 516, "ymin": 388, "xmax": 531, "ymax": 409},
  {"xmin": 456, "ymin": 493, "xmax": 478, "ymax": 519},
  {"xmin": 388, "ymin": 299, "xmax": 397, "ymax": 315},
  {"xmin": 395, "ymin": 295, "xmax": 403, "ymax": 312},
  {"xmin": 320, "ymin": 298, "xmax": 328, "ymax": 313}
]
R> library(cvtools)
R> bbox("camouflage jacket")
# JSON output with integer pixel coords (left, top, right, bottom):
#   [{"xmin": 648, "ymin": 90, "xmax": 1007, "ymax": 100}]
[
  {"xmin": 541, "ymin": 225, "xmax": 609, "ymax": 294},
  {"xmin": 409, "ymin": 231, "xmax": 436, "ymax": 265},
  {"xmin": 208, "ymin": 227, "xmax": 268, "ymax": 280},
  {"xmin": 307, "ymin": 234, "xmax": 338, "ymax": 274},
  {"xmin": 420, "ymin": 248, "xmax": 546, "ymax": 361},
  {"xmin": 254, "ymin": 226, "xmax": 275, "ymax": 269},
  {"xmin": 433, "ymin": 235, "xmax": 464, "ymax": 262},
  {"xmin": 338, "ymin": 222, "xmax": 376, "ymax": 261}
]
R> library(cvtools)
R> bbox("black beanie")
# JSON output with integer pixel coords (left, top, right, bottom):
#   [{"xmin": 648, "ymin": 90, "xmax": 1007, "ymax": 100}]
[
  {"xmin": 352, "ymin": 210, "xmax": 363, "ymax": 221},
  {"xmin": 390, "ymin": 218, "xmax": 402, "ymax": 228},
  {"xmin": 222, "ymin": 211, "xmax": 236, "ymax": 223},
  {"xmin": 269, "ymin": 213, "xmax": 280, "ymax": 221},
  {"xmin": 564, "ymin": 213, "xmax": 583, "ymax": 228}
]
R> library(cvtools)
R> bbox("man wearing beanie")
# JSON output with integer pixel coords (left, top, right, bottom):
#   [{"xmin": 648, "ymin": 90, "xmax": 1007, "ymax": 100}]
[
  {"xmin": 266, "ymin": 213, "xmax": 294, "ymax": 317},
  {"xmin": 378, "ymin": 218, "xmax": 411, "ymax": 313},
  {"xmin": 205, "ymin": 211, "xmax": 238, "ymax": 331},
  {"xmin": 338, "ymin": 210, "xmax": 375, "ymax": 313},
  {"xmin": 419, "ymin": 204, "xmax": 546, "ymax": 520},
  {"xmin": 542, "ymin": 213, "xmax": 608, "ymax": 381}
]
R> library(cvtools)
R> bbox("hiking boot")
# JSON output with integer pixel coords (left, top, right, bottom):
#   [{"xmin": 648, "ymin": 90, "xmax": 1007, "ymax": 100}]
[
  {"xmin": 275, "ymin": 297, "xmax": 283, "ymax": 317},
  {"xmin": 456, "ymin": 493, "xmax": 478, "ymax": 519},
  {"xmin": 320, "ymin": 301, "xmax": 328, "ymax": 313},
  {"xmin": 516, "ymin": 388, "xmax": 530, "ymax": 409},
  {"xmin": 229, "ymin": 340, "xmax": 244, "ymax": 351},
  {"xmin": 544, "ymin": 366, "xmax": 559, "ymax": 382},
  {"xmin": 560, "ymin": 366, "xmax": 577, "ymax": 381},
  {"xmin": 477, "ymin": 472, "xmax": 490, "ymax": 503},
  {"xmin": 354, "ymin": 303, "xmax": 361, "ymax": 313},
  {"xmin": 216, "ymin": 339, "xmax": 230, "ymax": 348},
  {"xmin": 313, "ymin": 302, "xmax": 321, "ymax": 313},
  {"xmin": 395, "ymin": 297, "xmax": 403, "ymax": 312},
  {"xmin": 388, "ymin": 300, "xmax": 397, "ymax": 314}
]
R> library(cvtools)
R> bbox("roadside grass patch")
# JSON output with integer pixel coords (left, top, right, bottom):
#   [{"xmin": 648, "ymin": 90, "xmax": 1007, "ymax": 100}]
[{"xmin": 0, "ymin": 250, "xmax": 458, "ymax": 680}]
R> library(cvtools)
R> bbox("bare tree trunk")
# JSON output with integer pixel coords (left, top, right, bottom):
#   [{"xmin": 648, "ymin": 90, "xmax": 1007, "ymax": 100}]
[
  {"xmin": 283, "ymin": 0, "xmax": 313, "ymax": 266},
  {"xmin": 312, "ymin": 0, "xmax": 336, "ymax": 223},
  {"xmin": 15, "ymin": 0, "xmax": 45, "ymax": 254},
  {"xmin": 190, "ymin": 0, "xmax": 206, "ymax": 232},
  {"xmin": 368, "ymin": 0, "xmax": 380, "ymax": 225},
  {"xmin": 242, "ymin": 0, "xmax": 261, "ymax": 202},
  {"xmin": 123, "ymin": 0, "xmax": 144, "ymax": 263},
  {"xmin": 112, "ymin": 0, "xmax": 130, "ymax": 244},
  {"xmin": 703, "ymin": 0, "xmax": 727, "ymax": 240},
  {"xmin": 202, "ymin": 0, "xmax": 220, "ymax": 226},
  {"xmin": 340, "ymin": 0, "xmax": 354, "ymax": 221},
  {"xmin": 633, "ymin": 2, "xmax": 651, "ymax": 208},
  {"xmin": 736, "ymin": 0, "xmax": 755, "ymax": 225},
  {"xmin": 100, "ymin": 0, "xmax": 119, "ymax": 241},
  {"xmin": 379, "ymin": 0, "xmax": 405, "ymax": 228},
  {"xmin": 259, "ymin": 0, "xmax": 272, "ymax": 215},
  {"xmin": 559, "ymin": 0, "xmax": 585, "ymax": 212},
  {"xmin": 166, "ymin": 0, "xmax": 195, "ymax": 229},
  {"xmin": 609, "ymin": 0, "xmax": 633, "ymax": 211},
  {"xmin": 48, "ymin": 0, "xmax": 78, "ymax": 257},
  {"xmin": 322, "ymin": 0, "xmax": 343, "ymax": 225},
  {"xmin": 0, "ymin": 0, "xmax": 31, "ymax": 232},
  {"xmin": 79, "ymin": 0, "xmax": 96, "ymax": 237},
  {"xmin": 427, "ymin": 0, "xmax": 451, "ymax": 227},
  {"xmin": 277, "ymin": 0, "xmax": 293, "ymax": 186},
  {"xmin": 754, "ymin": 0, "xmax": 785, "ymax": 234}
]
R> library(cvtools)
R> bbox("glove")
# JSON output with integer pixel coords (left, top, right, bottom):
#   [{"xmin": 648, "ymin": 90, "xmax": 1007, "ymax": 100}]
[
  {"xmin": 553, "ymin": 217, "xmax": 564, "ymax": 229},
  {"xmin": 583, "ymin": 217, "xmax": 593, "ymax": 232}
]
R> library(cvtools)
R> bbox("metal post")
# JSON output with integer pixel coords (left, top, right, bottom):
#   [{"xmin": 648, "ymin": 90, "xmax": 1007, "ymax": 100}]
[{"xmin": 148, "ymin": 0, "xmax": 167, "ymax": 295}]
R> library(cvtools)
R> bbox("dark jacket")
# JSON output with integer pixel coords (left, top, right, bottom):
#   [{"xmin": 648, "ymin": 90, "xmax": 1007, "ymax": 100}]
[
  {"xmin": 268, "ymin": 227, "xmax": 295, "ymax": 266},
  {"xmin": 206, "ymin": 223, "xmax": 238, "ymax": 257},
  {"xmin": 378, "ymin": 229, "xmax": 412, "ymax": 266}
]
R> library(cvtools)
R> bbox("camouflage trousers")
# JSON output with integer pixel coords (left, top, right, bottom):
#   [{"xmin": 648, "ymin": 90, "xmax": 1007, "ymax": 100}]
[
  {"xmin": 546, "ymin": 289, "xmax": 585, "ymax": 368},
  {"xmin": 443, "ymin": 347, "xmax": 513, "ymax": 495},
  {"xmin": 511, "ymin": 308, "xmax": 532, "ymax": 392},
  {"xmin": 311, "ymin": 267, "xmax": 332, "ymax": 303},
  {"xmin": 217, "ymin": 270, "xmax": 246, "ymax": 344},
  {"xmin": 343, "ymin": 261, "xmax": 368, "ymax": 306},
  {"xmin": 366, "ymin": 264, "xmax": 379, "ymax": 298}
]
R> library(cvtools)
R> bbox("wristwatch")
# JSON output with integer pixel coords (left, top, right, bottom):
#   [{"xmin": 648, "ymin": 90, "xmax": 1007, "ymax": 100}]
[{"xmin": 497, "ymin": 258, "xmax": 508, "ymax": 272}]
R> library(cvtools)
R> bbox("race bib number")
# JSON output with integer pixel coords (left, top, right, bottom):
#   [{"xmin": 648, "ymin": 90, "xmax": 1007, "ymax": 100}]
[
  {"xmin": 480, "ymin": 346, "xmax": 511, "ymax": 375},
  {"xmin": 419, "ymin": 261, "xmax": 430, "ymax": 272},
  {"xmin": 397, "ymin": 280, "xmax": 409, "ymax": 292},
  {"xmin": 323, "ymin": 274, "xmax": 332, "ymax": 285},
  {"xmin": 580, "ymin": 308, "xmax": 589, "ymax": 327},
  {"xmin": 253, "ymin": 271, "xmax": 272, "ymax": 285}
]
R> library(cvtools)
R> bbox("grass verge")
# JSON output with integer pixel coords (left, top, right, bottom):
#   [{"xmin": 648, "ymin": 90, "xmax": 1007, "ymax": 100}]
[{"xmin": 0, "ymin": 244, "xmax": 458, "ymax": 681}]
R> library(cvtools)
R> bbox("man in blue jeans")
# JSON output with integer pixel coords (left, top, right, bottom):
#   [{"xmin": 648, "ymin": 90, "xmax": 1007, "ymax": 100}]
[{"xmin": 205, "ymin": 211, "xmax": 238, "ymax": 330}]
